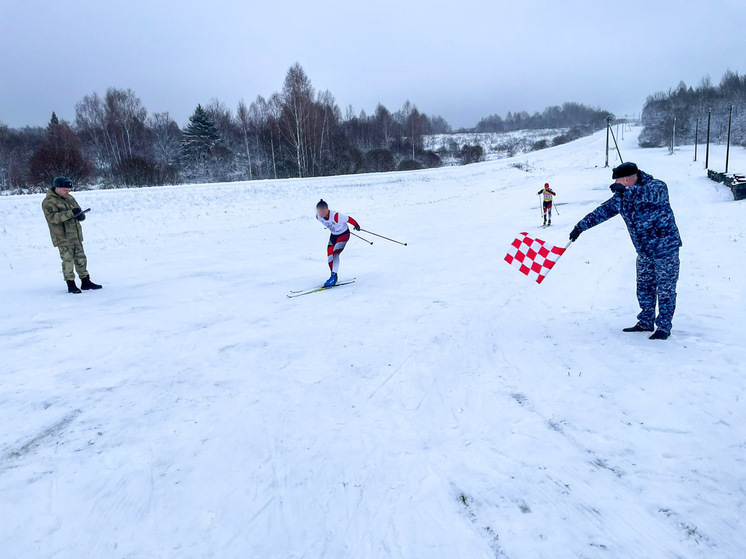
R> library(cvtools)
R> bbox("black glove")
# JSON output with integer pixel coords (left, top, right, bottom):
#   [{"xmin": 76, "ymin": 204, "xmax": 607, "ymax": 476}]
[
  {"xmin": 73, "ymin": 208, "xmax": 86, "ymax": 222},
  {"xmin": 569, "ymin": 226, "xmax": 581, "ymax": 242},
  {"xmin": 354, "ymin": 224, "xmax": 361, "ymax": 231},
  {"xmin": 609, "ymin": 183, "xmax": 626, "ymax": 195}
]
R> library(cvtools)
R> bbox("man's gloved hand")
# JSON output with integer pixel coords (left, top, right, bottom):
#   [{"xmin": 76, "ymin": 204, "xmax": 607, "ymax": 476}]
[
  {"xmin": 610, "ymin": 183, "xmax": 626, "ymax": 195},
  {"xmin": 569, "ymin": 226, "xmax": 581, "ymax": 242},
  {"xmin": 354, "ymin": 224, "xmax": 361, "ymax": 231},
  {"xmin": 73, "ymin": 208, "xmax": 86, "ymax": 221}
]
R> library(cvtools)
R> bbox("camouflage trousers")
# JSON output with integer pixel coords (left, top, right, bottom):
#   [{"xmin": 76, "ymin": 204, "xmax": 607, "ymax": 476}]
[
  {"xmin": 58, "ymin": 244, "xmax": 89, "ymax": 282},
  {"xmin": 636, "ymin": 249, "xmax": 680, "ymax": 334}
]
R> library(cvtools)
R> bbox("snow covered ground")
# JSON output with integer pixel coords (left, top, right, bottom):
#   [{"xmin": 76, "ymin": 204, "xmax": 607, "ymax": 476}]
[{"xmin": 1, "ymin": 127, "xmax": 744, "ymax": 558}]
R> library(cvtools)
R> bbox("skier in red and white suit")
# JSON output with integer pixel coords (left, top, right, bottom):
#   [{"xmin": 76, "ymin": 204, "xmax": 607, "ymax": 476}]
[{"xmin": 316, "ymin": 199, "xmax": 360, "ymax": 287}]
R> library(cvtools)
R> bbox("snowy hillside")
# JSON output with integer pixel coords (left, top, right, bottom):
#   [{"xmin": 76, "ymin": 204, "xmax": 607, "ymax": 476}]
[
  {"xmin": 423, "ymin": 128, "xmax": 570, "ymax": 162},
  {"xmin": 1, "ymin": 127, "xmax": 745, "ymax": 558}
]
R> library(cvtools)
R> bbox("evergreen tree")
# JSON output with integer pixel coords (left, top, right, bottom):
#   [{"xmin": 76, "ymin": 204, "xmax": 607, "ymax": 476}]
[
  {"xmin": 45, "ymin": 112, "xmax": 65, "ymax": 151},
  {"xmin": 182, "ymin": 104, "xmax": 221, "ymax": 161},
  {"xmin": 28, "ymin": 113, "xmax": 92, "ymax": 186},
  {"xmin": 47, "ymin": 112, "xmax": 60, "ymax": 134}
]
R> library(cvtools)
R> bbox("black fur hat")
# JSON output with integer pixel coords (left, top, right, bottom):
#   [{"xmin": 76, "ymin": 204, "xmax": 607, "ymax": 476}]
[
  {"xmin": 53, "ymin": 176, "xmax": 73, "ymax": 189},
  {"xmin": 612, "ymin": 162, "xmax": 639, "ymax": 179}
]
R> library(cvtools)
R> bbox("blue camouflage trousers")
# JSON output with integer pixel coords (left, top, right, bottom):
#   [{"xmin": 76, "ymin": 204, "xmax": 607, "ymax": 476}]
[{"xmin": 636, "ymin": 249, "xmax": 680, "ymax": 333}]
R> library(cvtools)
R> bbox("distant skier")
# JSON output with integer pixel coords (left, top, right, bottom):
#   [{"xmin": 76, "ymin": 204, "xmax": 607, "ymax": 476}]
[
  {"xmin": 538, "ymin": 183, "xmax": 556, "ymax": 226},
  {"xmin": 42, "ymin": 177, "xmax": 103, "ymax": 294},
  {"xmin": 569, "ymin": 162, "xmax": 681, "ymax": 340},
  {"xmin": 316, "ymin": 199, "xmax": 360, "ymax": 287}
]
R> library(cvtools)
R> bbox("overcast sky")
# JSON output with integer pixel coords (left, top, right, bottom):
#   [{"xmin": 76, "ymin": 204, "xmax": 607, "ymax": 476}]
[{"xmin": 1, "ymin": 0, "xmax": 744, "ymax": 130}]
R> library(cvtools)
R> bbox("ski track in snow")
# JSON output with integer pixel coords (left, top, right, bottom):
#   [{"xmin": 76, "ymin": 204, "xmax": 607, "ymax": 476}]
[{"xmin": 0, "ymin": 128, "xmax": 745, "ymax": 558}]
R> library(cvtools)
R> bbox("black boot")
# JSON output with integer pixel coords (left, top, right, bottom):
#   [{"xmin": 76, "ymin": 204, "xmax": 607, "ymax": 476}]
[
  {"xmin": 67, "ymin": 280, "xmax": 81, "ymax": 294},
  {"xmin": 649, "ymin": 330, "xmax": 670, "ymax": 340},
  {"xmin": 80, "ymin": 276, "xmax": 102, "ymax": 290},
  {"xmin": 623, "ymin": 324, "xmax": 654, "ymax": 333}
]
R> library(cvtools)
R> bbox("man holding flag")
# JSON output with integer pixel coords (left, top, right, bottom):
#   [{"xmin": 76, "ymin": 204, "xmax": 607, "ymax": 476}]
[{"xmin": 569, "ymin": 162, "xmax": 682, "ymax": 340}]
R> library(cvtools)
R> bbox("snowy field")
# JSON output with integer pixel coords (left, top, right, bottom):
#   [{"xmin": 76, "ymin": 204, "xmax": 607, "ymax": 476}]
[
  {"xmin": 423, "ymin": 129, "xmax": 570, "ymax": 162},
  {"xmin": 1, "ymin": 127, "xmax": 745, "ymax": 558}
]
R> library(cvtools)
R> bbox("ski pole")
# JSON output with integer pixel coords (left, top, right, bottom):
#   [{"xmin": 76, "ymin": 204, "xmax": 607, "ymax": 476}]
[
  {"xmin": 359, "ymin": 229, "xmax": 408, "ymax": 246},
  {"xmin": 553, "ymin": 202, "xmax": 559, "ymax": 216},
  {"xmin": 350, "ymin": 231, "xmax": 373, "ymax": 245}
]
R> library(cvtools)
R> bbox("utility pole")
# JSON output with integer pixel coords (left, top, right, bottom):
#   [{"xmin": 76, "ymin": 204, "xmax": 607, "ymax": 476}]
[
  {"xmin": 705, "ymin": 109, "xmax": 711, "ymax": 169},
  {"xmin": 605, "ymin": 115, "xmax": 612, "ymax": 167},
  {"xmin": 725, "ymin": 105, "xmax": 734, "ymax": 173},
  {"xmin": 670, "ymin": 117, "xmax": 676, "ymax": 155},
  {"xmin": 412, "ymin": 118, "xmax": 415, "ymax": 161}
]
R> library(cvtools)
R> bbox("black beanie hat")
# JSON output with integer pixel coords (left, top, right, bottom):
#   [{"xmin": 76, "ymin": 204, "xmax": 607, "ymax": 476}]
[
  {"xmin": 53, "ymin": 176, "xmax": 73, "ymax": 189},
  {"xmin": 316, "ymin": 199, "xmax": 328, "ymax": 209},
  {"xmin": 612, "ymin": 162, "xmax": 639, "ymax": 179}
]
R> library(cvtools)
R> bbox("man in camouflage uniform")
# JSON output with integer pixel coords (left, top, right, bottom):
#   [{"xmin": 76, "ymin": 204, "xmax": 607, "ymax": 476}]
[
  {"xmin": 42, "ymin": 177, "xmax": 102, "ymax": 294},
  {"xmin": 569, "ymin": 162, "xmax": 682, "ymax": 340}
]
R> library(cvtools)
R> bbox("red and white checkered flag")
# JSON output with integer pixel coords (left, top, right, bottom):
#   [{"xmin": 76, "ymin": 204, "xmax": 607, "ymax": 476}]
[{"xmin": 504, "ymin": 233, "xmax": 570, "ymax": 284}]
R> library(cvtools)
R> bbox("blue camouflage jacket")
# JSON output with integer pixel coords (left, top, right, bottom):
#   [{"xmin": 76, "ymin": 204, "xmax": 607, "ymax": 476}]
[{"xmin": 577, "ymin": 171, "xmax": 682, "ymax": 257}]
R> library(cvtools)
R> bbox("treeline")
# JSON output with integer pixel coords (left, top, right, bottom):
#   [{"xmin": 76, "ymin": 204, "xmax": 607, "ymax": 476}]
[
  {"xmin": 0, "ymin": 64, "xmax": 453, "ymax": 192},
  {"xmin": 639, "ymin": 70, "xmax": 746, "ymax": 148},
  {"xmin": 474, "ymin": 103, "xmax": 612, "ymax": 133},
  {"xmin": 0, "ymin": 63, "xmax": 616, "ymax": 193}
]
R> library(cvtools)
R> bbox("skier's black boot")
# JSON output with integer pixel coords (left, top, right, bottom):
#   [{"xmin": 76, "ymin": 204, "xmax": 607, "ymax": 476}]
[
  {"xmin": 649, "ymin": 330, "xmax": 670, "ymax": 340},
  {"xmin": 80, "ymin": 276, "xmax": 102, "ymax": 290},
  {"xmin": 67, "ymin": 280, "xmax": 81, "ymax": 294},
  {"xmin": 543, "ymin": 217, "xmax": 546, "ymax": 226},
  {"xmin": 623, "ymin": 324, "xmax": 653, "ymax": 333}
]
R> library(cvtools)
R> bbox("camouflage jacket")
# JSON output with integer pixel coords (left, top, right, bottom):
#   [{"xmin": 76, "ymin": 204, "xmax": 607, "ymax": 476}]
[
  {"xmin": 42, "ymin": 189, "xmax": 84, "ymax": 247},
  {"xmin": 577, "ymin": 171, "xmax": 682, "ymax": 257}
]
